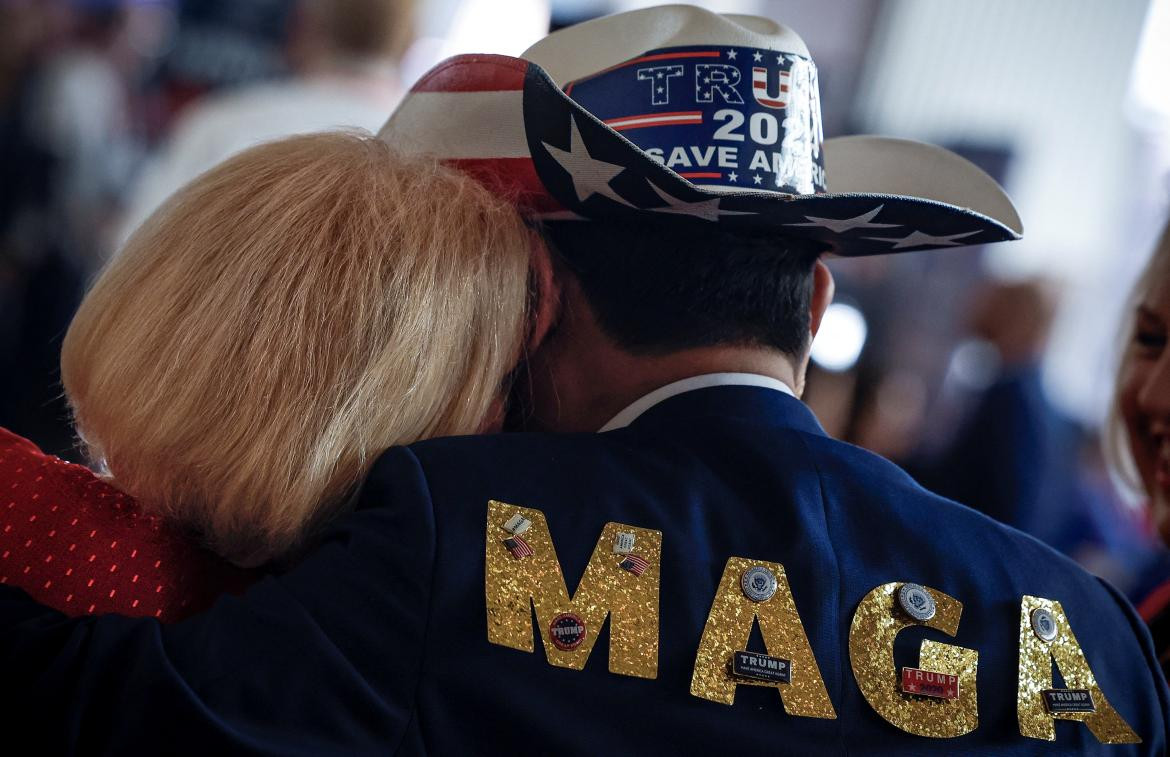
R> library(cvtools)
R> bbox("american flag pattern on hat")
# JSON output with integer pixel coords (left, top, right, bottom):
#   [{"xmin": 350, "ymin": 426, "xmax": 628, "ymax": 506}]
[{"xmin": 379, "ymin": 51, "xmax": 1022, "ymax": 257}]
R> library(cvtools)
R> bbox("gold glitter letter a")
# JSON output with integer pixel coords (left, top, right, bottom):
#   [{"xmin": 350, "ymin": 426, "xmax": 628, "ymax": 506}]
[
  {"xmin": 689, "ymin": 557, "xmax": 836, "ymax": 717},
  {"xmin": 1017, "ymin": 596, "xmax": 1139, "ymax": 743},
  {"xmin": 848, "ymin": 583, "xmax": 978, "ymax": 737},
  {"xmin": 484, "ymin": 500, "xmax": 661, "ymax": 678}
]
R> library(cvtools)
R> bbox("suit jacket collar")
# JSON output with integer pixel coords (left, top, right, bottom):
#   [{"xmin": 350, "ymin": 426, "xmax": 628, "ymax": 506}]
[{"xmin": 621, "ymin": 384, "xmax": 826, "ymax": 437}]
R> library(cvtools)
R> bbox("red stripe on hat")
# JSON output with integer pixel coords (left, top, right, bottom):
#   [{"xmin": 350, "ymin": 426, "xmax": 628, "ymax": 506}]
[
  {"xmin": 605, "ymin": 110, "xmax": 704, "ymax": 123},
  {"xmin": 679, "ymin": 172, "xmax": 722, "ymax": 179},
  {"xmin": 411, "ymin": 54, "xmax": 528, "ymax": 93},
  {"xmin": 445, "ymin": 158, "xmax": 563, "ymax": 214}
]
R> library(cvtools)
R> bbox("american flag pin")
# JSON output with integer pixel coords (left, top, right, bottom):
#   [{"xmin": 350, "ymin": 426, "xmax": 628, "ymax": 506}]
[
  {"xmin": 503, "ymin": 535, "xmax": 534, "ymax": 559},
  {"xmin": 618, "ymin": 554, "xmax": 650, "ymax": 576},
  {"xmin": 503, "ymin": 514, "xmax": 532, "ymax": 535}
]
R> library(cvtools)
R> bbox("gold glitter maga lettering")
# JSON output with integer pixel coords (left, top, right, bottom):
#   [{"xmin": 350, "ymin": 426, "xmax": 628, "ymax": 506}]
[
  {"xmin": 1017, "ymin": 595, "xmax": 1139, "ymax": 744},
  {"xmin": 689, "ymin": 557, "xmax": 836, "ymax": 718},
  {"xmin": 848, "ymin": 582, "xmax": 978, "ymax": 738},
  {"xmin": 484, "ymin": 500, "xmax": 661, "ymax": 679}
]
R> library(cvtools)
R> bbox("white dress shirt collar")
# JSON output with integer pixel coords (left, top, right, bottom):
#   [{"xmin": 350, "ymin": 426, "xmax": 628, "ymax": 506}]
[{"xmin": 598, "ymin": 372, "xmax": 796, "ymax": 432}]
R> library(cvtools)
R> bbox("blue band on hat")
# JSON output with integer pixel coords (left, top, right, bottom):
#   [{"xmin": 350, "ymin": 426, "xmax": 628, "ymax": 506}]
[{"xmin": 564, "ymin": 46, "xmax": 826, "ymax": 196}]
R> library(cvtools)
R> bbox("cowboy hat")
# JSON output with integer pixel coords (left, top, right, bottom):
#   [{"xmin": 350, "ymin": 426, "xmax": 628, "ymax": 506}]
[{"xmin": 379, "ymin": 4, "xmax": 1022, "ymax": 256}]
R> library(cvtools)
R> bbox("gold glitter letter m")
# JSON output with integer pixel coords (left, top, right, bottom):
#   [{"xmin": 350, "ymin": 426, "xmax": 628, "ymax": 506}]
[{"xmin": 484, "ymin": 500, "xmax": 662, "ymax": 678}]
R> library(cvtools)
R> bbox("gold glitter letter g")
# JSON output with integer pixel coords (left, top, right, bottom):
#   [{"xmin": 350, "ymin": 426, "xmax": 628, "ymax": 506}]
[{"xmin": 849, "ymin": 582, "xmax": 978, "ymax": 738}]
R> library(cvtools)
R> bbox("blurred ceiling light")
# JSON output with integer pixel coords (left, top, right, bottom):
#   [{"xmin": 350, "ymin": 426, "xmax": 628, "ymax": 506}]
[
  {"xmin": 945, "ymin": 338, "xmax": 1001, "ymax": 392},
  {"xmin": 811, "ymin": 303, "xmax": 867, "ymax": 373}
]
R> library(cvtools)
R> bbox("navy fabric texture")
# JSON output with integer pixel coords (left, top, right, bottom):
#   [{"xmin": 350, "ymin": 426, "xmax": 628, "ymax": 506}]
[{"xmin": 0, "ymin": 386, "xmax": 1166, "ymax": 754}]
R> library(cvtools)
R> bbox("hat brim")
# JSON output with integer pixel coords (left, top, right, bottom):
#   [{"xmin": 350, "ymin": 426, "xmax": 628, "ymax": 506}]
[{"xmin": 381, "ymin": 54, "xmax": 1022, "ymax": 256}]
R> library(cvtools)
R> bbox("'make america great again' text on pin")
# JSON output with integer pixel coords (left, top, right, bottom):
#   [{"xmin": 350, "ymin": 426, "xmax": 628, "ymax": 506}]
[
  {"xmin": 730, "ymin": 650, "xmax": 792, "ymax": 684},
  {"xmin": 1043, "ymin": 689, "xmax": 1096, "ymax": 714}
]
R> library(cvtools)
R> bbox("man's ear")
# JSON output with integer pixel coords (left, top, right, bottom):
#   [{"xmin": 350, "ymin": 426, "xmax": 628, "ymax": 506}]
[
  {"xmin": 809, "ymin": 259, "xmax": 835, "ymax": 339},
  {"xmin": 526, "ymin": 234, "xmax": 562, "ymax": 353}
]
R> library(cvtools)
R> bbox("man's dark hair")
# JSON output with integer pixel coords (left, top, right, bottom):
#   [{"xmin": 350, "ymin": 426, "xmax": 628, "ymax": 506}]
[{"xmin": 542, "ymin": 219, "xmax": 822, "ymax": 357}]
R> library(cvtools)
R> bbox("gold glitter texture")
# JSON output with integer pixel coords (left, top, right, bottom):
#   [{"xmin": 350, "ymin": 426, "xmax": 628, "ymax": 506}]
[
  {"xmin": 689, "ymin": 557, "xmax": 836, "ymax": 718},
  {"xmin": 484, "ymin": 500, "xmax": 661, "ymax": 678},
  {"xmin": 848, "ymin": 582, "xmax": 978, "ymax": 738},
  {"xmin": 1016, "ymin": 595, "xmax": 1139, "ymax": 743}
]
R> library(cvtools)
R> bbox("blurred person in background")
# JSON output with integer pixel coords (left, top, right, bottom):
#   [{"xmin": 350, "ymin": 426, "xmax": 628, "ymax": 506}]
[
  {"xmin": 911, "ymin": 279, "xmax": 1161, "ymax": 590},
  {"xmin": 1112, "ymin": 217, "xmax": 1170, "ymax": 674},
  {"xmin": 0, "ymin": 0, "xmax": 149, "ymax": 457},
  {"xmin": 911, "ymin": 279, "xmax": 1067, "ymax": 529},
  {"xmin": 117, "ymin": 0, "xmax": 415, "ymax": 243},
  {"xmin": 0, "ymin": 132, "xmax": 549, "ymax": 620}
]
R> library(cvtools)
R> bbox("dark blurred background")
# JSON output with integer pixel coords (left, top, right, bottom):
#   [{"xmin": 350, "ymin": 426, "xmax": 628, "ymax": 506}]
[{"xmin": 2, "ymin": 0, "xmax": 1169, "ymax": 601}]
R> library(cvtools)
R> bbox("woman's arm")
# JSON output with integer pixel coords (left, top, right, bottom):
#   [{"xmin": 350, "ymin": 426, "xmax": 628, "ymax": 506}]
[{"xmin": 0, "ymin": 446, "xmax": 436, "ymax": 755}]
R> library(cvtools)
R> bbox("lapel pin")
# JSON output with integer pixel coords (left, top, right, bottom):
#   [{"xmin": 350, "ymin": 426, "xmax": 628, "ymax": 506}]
[
  {"xmin": 503, "ymin": 514, "xmax": 532, "ymax": 535},
  {"xmin": 897, "ymin": 583, "xmax": 936, "ymax": 622},
  {"xmin": 503, "ymin": 535, "xmax": 533, "ymax": 559},
  {"xmin": 618, "ymin": 554, "xmax": 650, "ymax": 576},
  {"xmin": 729, "ymin": 650, "xmax": 792, "ymax": 684},
  {"xmin": 1030, "ymin": 607, "xmax": 1058, "ymax": 642},
  {"xmin": 740, "ymin": 566, "xmax": 778, "ymax": 602},
  {"xmin": 1042, "ymin": 689, "xmax": 1096, "ymax": 714},
  {"xmin": 549, "ymin": 612, "xmax": 588, "ymax": 651},
  {"xmin": 900, "ymin": 667, "xmax": 959, "ymax": 700},
  {"xmin": 613, "ymin": 531, "xmax": 636, "ymax": 554}
]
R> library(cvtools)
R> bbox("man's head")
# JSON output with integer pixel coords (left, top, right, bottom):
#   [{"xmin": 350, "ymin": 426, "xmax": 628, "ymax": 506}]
[
  {"xmin": 381, "ymin": 7, "xmax": 1022, "ymax": 433},
  {"xmin": 514, "ymin": 219, "xmax": 835, "ymax": 432}
]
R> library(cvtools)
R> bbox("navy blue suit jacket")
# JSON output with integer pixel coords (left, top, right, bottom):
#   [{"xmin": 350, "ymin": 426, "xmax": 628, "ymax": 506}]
[{"xmin": 0, "ymin": 386, "xmax": 1166, "ymax": 754}]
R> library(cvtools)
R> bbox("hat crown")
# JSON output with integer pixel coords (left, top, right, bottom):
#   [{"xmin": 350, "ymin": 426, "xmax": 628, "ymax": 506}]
[
  {"xmin": 523, "ymin": 5, "xmax": 811, "ymax": 86},
  {"xmin": 529, "ymin": 6, "xmax": 826, "ymax": 197}
]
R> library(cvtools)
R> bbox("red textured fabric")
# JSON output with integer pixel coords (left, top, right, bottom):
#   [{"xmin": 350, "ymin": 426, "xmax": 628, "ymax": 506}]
[{"xmin": 0, "ymin": 427, "xmax": 254, "ymax": 621}]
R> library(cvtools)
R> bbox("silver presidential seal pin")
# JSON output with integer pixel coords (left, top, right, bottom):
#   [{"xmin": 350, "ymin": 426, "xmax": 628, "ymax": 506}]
[
  {"xmin": 897, "ymin": 583, "xmax": 936, "ymax": 622},
  {"xmin": 1031, "ymin": 607, "xmax": 1058, "ymax": 642},
  {"xmin": 740, "ymin": 566, "xmax": 779, "ymax": 602}
]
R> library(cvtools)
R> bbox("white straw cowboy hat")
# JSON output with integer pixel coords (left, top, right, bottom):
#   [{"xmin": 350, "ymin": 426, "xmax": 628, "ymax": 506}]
[{"xmin": 380, "ymin": 4, "xmax": 1023, "ymax": 256}]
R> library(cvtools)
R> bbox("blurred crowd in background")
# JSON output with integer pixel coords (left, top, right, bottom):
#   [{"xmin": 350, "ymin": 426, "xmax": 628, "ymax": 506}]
[{"xmin": 2, "ymin": 0, "xmax": 1170, "ymax": 604}]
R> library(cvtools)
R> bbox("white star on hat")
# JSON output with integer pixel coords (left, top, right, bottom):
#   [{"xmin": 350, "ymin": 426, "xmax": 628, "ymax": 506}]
[
  {"xmin": 646, "ymin": 182, "xmax": 755, "ymax": 222},
  {"xmin": 786, "ymin": 205, "xmax": 900, "ymax": 234},
  {"xmin": 542, "ymin": 115, "xmax": 634, "ymax": 208},
  {"xmin": 752, "ymin": 51, "xmax": 763, "ymax": 62},
  {"xmin": 726, "ymin": 50, "xmax": 738, "ymax": 60},
  {"xmin": 728, "ymin": 171, "xmax": 738, "ymax": 182},
  {"xmin": 864, "ymin": 229, "xmax": 981, "ymax": 249},
  {"xmin": 752, "ymin": 174, "xmax": 763, "ymax": 185}
]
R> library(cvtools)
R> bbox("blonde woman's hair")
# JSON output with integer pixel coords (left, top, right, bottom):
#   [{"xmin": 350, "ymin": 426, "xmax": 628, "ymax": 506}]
[
  {"xmin": 1105, "ymin": 216, "xmax": 1170, "ymax": 499},
  {"xmin": 62, "ymin": 132, "xmax": 533, "ymax": 566}
]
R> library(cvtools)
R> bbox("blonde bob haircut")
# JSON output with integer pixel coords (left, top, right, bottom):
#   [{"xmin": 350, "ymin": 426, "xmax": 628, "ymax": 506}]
[{"xmin": 62, "ymin": 132, "xmax": 534, "ymax": 566}]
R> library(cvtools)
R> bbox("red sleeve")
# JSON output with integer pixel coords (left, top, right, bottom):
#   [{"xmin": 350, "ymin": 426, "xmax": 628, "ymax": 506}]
[{"xmin": 0, "ymin": 428, "xmax": 254, "ymax": 621}]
